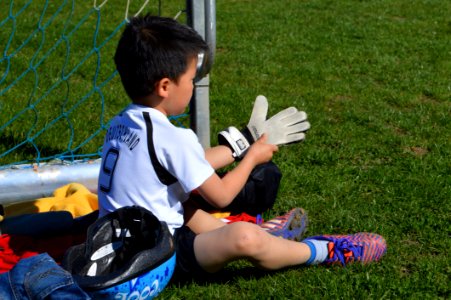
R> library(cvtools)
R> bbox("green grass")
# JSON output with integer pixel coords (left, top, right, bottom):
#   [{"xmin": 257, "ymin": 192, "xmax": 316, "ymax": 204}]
[
  {"xmin": 1, "ymin": 0, "xmax": 450, "ymax": 298},
  {"xmin": 164, "ymin": 0, "xmax": 450, "ymax": 299}
]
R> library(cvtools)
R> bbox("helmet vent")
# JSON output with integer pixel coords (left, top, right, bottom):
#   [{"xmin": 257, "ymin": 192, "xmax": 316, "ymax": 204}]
[
  {"xmin": 86, "ymin": 262, "xmax": 97, "ymax": 277},
  {"xmin": 90, "ymin": 241, "xmax": 123, "ymax": 261}
]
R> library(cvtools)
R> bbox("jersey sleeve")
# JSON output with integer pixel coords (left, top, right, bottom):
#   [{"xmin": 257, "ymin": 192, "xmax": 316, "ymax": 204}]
[{"xmin": 160, "ymin": 129, "xmax": 214, "ymax": 193}]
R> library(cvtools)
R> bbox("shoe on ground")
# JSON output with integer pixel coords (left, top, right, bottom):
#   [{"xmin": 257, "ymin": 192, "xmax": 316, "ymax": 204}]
[
  {"xmin": 260, "ymin": 208, "xmax": 308, "ymax": 241},
  {"xmin": 305, "ymin": 232, "xmax": 387, "ymax": 266}
]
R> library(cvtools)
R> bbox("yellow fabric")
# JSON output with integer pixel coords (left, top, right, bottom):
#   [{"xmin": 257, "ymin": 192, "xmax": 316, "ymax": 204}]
[
  {"xmin": 2, "ymin": 183, "xmax": 98, "ymax": 219},
  {"xmin": 210, "ymin": 211, "xmax": 231, "ymax": 219}
]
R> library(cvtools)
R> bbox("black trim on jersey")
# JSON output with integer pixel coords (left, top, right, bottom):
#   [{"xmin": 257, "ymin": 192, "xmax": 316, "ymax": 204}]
[{"xmin": 142, "ymin": 111, "xmax": 178, "ymax": 186}]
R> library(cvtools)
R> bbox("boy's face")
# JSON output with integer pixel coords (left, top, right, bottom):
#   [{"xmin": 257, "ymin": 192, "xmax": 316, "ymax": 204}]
[{"xmin": 165, "ymin": 57, "xmax": 197, "ymax": 116}]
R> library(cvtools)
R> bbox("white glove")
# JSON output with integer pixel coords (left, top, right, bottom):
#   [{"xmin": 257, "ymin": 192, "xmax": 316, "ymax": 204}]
[
  {"xmin": 218, "ymin": 95, "xmax": 311, "ymax": 159},
  {"xmin": 246, "ymin": 95, "xmax": 310, "ymax": 145},
  {"xmin": 246, "ymin": 95, "xmax": 269, "ymax": 141}
]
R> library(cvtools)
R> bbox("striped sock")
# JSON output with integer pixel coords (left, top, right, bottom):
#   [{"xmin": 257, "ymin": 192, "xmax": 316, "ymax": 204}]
[{"xmin": 303, "ymin": 239, "xmax": 329, "ymax": 265}]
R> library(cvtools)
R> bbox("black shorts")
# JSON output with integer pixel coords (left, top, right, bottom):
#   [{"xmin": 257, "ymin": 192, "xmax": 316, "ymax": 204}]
[{"xmin": 173, "ymin": 225, "xmax": 208, "ymax": 278}]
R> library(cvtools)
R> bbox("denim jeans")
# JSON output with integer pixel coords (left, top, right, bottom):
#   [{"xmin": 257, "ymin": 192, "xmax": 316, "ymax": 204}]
[{"xmin": 0, "ymin": 253, "xmax": 90, "ymax": 300}]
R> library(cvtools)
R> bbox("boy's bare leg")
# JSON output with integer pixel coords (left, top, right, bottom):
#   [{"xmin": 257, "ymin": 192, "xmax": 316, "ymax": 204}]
[
  {"xmin": 183, "ymin": 201, "xmax": 386, "ymax": 272},
  {"xmin": 183, "ymin": 200, "xmax": 227, "ymax": 234},
  {"xmin": 183, "ymin": 201, "xmax": 311, "ymax": 273},
  {"xmin": 193, "ymin": 221, "xmax": 311, "ymax": 273}
]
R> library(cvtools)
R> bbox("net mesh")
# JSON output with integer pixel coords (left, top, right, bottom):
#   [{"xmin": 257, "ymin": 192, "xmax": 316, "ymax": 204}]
[{"xmin": 0, "ymin": 0, "xmax": 189, "ymax": 169}]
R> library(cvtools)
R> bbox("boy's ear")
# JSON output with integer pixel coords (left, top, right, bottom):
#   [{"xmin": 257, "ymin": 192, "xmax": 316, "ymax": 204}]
[{"xmin": 155, "ymin": 78, "xmax": 171, "ymax": 98}]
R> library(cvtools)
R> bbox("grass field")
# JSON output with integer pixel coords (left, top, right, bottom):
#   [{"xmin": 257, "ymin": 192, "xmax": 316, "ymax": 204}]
[
  {"xmin": 1, "ymin": 0, "xmax": 450, "ymax": 299},
  {"xmin": 163, "ymin": 1, "xmax": 450, "ymax": 299}
]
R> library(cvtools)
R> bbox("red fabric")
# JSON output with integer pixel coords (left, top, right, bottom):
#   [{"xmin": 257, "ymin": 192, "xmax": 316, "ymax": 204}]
[
  {"xmin": 0, "ymin": 233, "xmax": 86, "ymax": 274},
  {"xmin": 223, "ymin": 213, "xmax": 263, "ymax": 224}
]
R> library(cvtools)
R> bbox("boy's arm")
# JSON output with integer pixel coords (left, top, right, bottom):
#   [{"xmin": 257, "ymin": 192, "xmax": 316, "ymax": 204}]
[
  {"xmin": 204, "ymin": 145, "xmax": 235, "ymax": 170},
  {"xmin": 197, "ymin": 134, "xmax": 278, "ymax": 208}
]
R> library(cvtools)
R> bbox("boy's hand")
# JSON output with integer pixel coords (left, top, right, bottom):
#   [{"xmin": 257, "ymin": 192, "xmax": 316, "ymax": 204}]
[{"xmin": 245, "ymin": 134, "xmax": 278, "ymax": 166}]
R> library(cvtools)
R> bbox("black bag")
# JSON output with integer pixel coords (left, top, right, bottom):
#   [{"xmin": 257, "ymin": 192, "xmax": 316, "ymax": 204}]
[{"xmin": 193, "ymin": 161, "xmax": 282, "ymax": 215}]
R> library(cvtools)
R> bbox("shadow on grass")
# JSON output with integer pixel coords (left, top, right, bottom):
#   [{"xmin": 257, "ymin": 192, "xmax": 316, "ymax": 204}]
[
  {"xmin": 0, "ymin": 131, "xmax": 79, "ymax": 166},
  {"xmin": 170, "ymin": 265, "xmax": 283, "ymax": 287},
  {"xmin": 0, "ymin": 132, "xmax": 38, "ymax": 158}
]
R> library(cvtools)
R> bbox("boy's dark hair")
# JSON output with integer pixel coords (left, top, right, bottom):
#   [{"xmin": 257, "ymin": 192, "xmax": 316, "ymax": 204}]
[{"xmin": 114, "ymin": 15, "xmax": 208, "ymax": 100}]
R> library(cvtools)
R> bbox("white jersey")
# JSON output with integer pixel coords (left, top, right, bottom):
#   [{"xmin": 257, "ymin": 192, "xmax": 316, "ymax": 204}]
[{"xmin": 98, "ymin": 104, "xmax": 214, "ymax": 233}]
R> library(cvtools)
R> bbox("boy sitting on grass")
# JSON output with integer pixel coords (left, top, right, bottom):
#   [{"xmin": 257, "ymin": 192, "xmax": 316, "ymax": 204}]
[{"xmin": 98, "ymin": 15, "xmax": 386, "ymax": 277}]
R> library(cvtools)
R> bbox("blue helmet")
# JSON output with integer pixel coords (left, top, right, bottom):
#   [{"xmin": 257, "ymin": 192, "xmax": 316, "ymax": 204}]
[{"xmin": 62, "ymin": 206, "xmax": 176, "ymax": 299}]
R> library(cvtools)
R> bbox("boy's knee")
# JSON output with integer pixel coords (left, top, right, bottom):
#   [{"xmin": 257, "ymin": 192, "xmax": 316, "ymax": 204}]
[{"xmin": 229, "ymin": 223, "xmax": 266, "ymax": 255}]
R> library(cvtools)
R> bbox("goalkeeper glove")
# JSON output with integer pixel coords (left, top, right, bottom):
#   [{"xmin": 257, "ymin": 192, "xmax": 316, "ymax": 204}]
[{"xmin": 218, "ymin": 95, "xmax": 310, "ymax": 159}]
